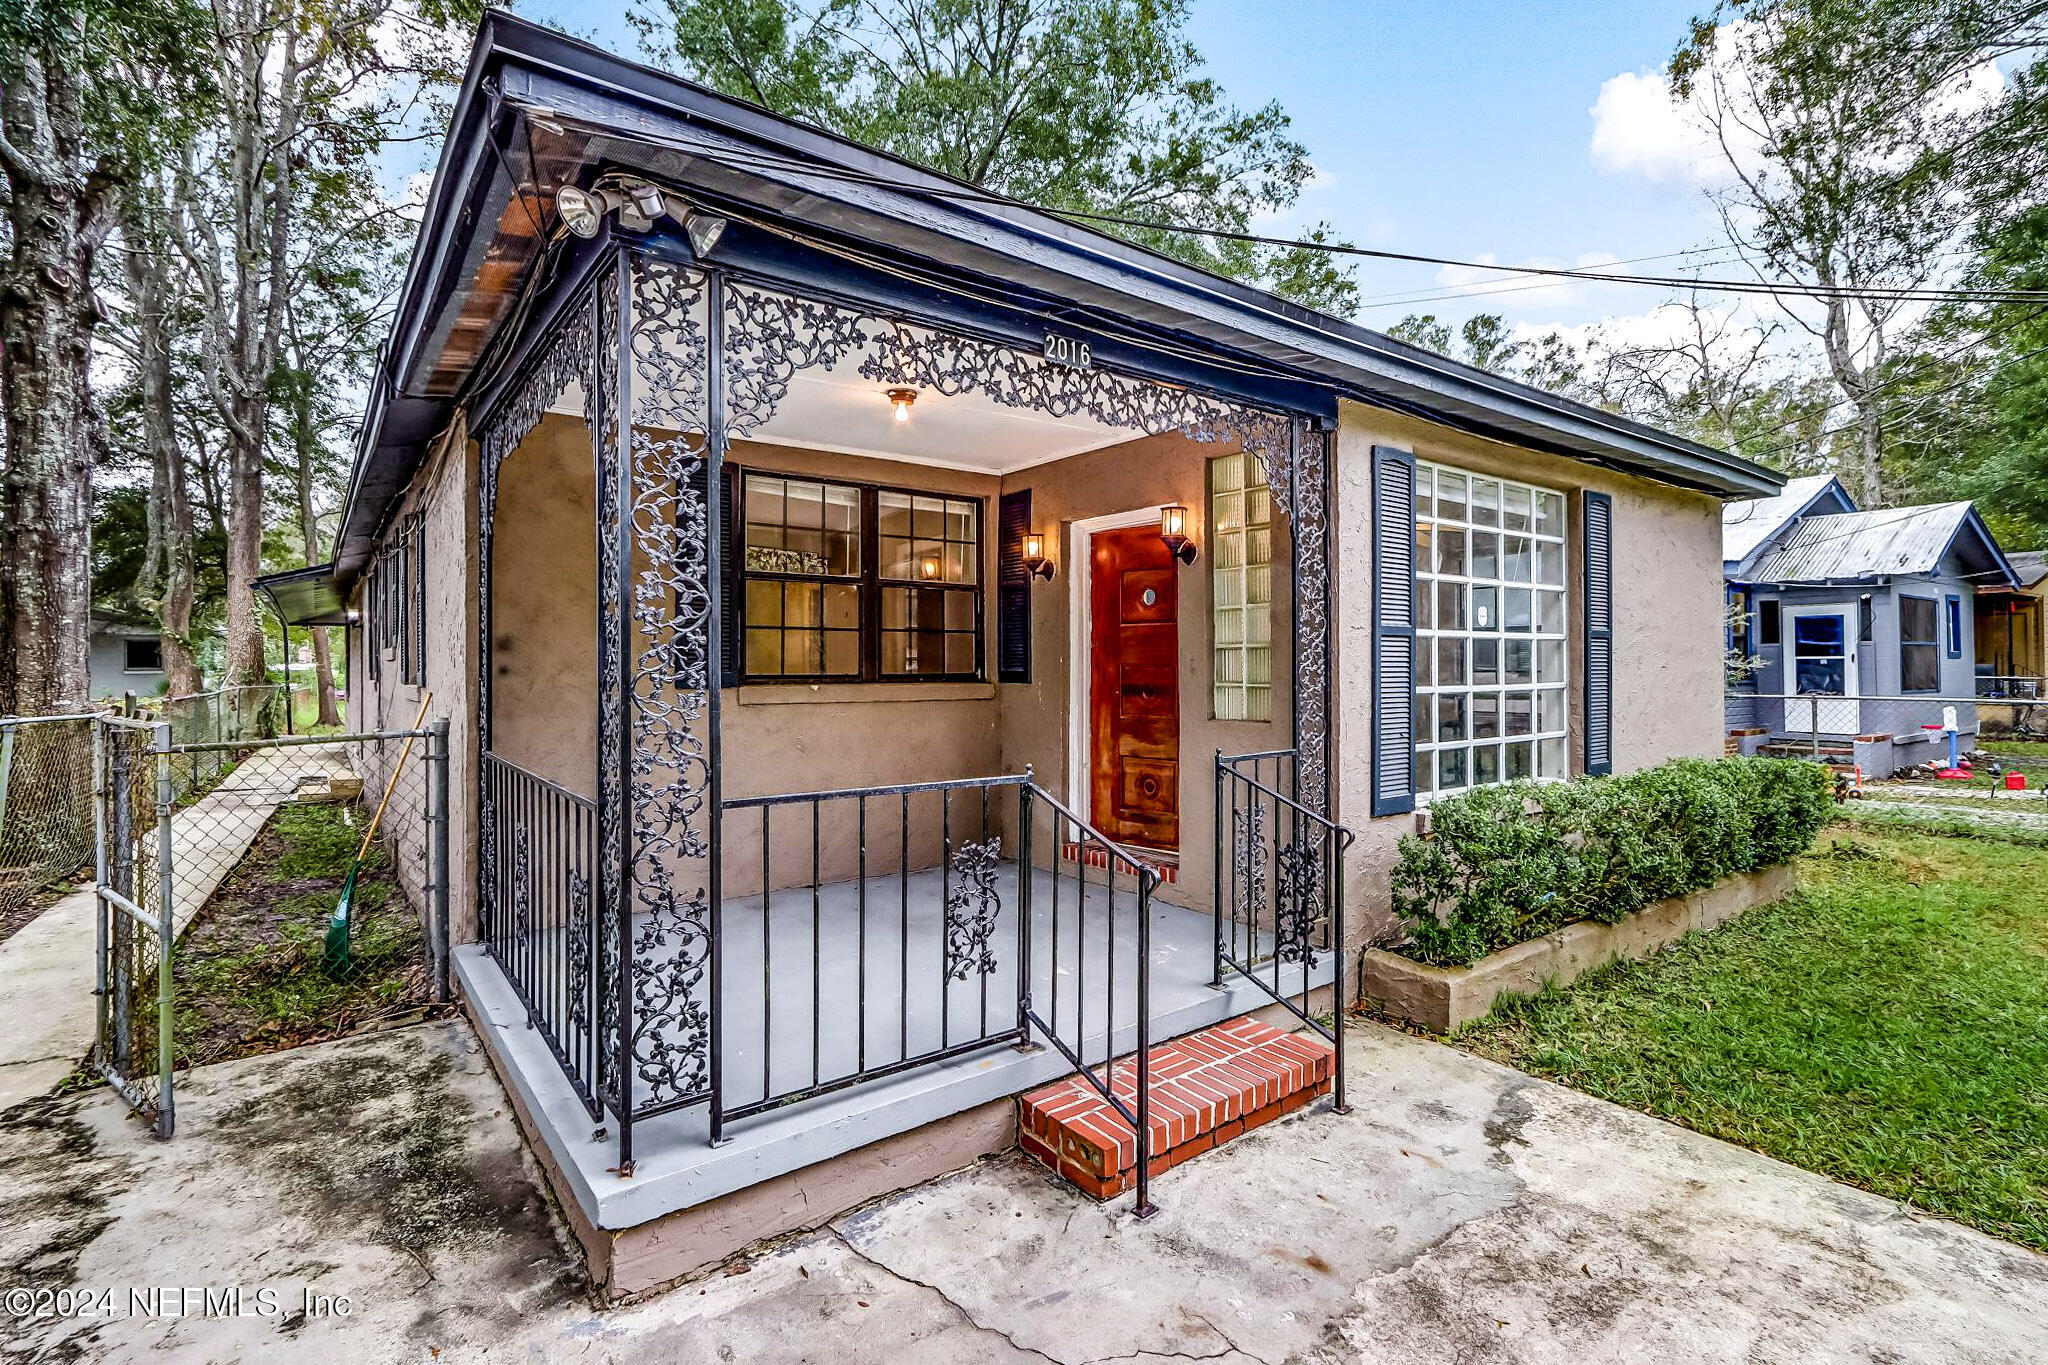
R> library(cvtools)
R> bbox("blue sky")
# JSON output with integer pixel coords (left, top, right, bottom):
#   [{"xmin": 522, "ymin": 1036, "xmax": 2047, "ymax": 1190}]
[{"xmin": 518, "ymin": 0, "xmax": 1729, "ymax": 337}]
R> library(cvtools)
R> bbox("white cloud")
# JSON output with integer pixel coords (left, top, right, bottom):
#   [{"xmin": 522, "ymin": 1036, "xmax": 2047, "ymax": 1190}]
[{"xmin": 1589, "ymin": 69, "xmax": 1723, "ymax": 188}]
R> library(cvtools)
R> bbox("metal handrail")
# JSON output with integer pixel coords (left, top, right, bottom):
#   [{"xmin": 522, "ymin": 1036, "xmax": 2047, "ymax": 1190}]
[{"xmin": 1219, "ymin": 752, "xmax": 1353, "ymax": 841}]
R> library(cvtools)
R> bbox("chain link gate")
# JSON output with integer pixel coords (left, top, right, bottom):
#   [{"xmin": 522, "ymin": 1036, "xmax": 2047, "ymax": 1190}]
[
  {"xmin": 92, "ymin": 716, "xmax": 175, "ymax": 1136},
  {"xmin": 87, "ymin": 718, "xmax": 453, "ymax": 1140}
]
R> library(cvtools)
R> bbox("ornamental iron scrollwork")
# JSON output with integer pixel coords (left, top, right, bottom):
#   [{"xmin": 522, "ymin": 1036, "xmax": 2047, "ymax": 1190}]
[
  {"xmin": 568, "ymin": 868, "xmax": 592, "ymax": 1034},
  {"xmin": 622, "ymin": 254, "xmax": 716, "ymax": 1111},
  {"xmin": 723, "ymin": 285, "xmax": 873, "ymax": 440},
  {"xmin": 1289, "ymin": 424, "xmax": 1332, "ymax": 815},
  {"xmin": 592, "ymin": 261, "xmax": 629, "ymax": 1114},
  {"xmin": 1233, "ymin": 801, "xmax": 1268, "ymax": 927},
  {"xmin": 1273, "ymin": 837, "xmax": 1322, "ymax": 968},
  {"xmin": 943, "ymin": 836, "xmax": 1004, "ymax": 981}
]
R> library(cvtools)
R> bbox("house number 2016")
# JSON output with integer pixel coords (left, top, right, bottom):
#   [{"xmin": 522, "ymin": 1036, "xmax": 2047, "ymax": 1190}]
[{"xmin": 1043, "ymin": 333, "xmax": 1092, "ymax": 370}]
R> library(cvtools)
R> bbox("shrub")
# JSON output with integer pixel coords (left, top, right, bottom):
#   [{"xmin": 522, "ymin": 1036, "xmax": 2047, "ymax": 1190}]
[{"xmin": 1390, "ymin": 756, "xmax": 1832, "ymax": 966}]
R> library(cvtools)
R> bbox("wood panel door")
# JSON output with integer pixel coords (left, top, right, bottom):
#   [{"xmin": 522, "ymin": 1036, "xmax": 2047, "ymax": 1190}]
[{"xmin": 1089, "ymin": 525, "xmax": 1179, "ymax": 849}]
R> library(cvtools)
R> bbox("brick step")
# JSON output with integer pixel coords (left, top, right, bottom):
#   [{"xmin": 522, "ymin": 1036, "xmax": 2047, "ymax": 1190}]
[{"xmin": 1017, "ymin": 1017, "xmax": 1333, "ymax": 1200}]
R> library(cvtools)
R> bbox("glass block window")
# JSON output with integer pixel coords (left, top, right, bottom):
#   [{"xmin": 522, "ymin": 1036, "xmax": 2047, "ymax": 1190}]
[
  {"xmin": 1208, "ymin": 452, "xmax": 1273, "ymax": 721},
  {"xmin": 737, "ymin": 471, "xmax": 982, "ymax": 683},
  {"xmin": 1414, "ymin": 463, "xmax": 1570, "ymax": 796}
]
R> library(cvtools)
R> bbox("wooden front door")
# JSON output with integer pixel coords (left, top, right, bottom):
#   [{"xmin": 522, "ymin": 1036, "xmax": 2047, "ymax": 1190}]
[{"xmin": 1089, "ymin": 525, "xmax": 1179, "ymax": 849}]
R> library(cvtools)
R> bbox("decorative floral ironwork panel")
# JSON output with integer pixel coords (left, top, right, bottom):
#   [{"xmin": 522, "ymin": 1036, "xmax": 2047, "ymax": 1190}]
[
  {"xmin": 1233, "ymin": 801, "xmax": 1268, "ymax": 927},
  {"xmin": 1273, "ymin": 837, "xmax": 1322, "ymax": 967},
  {"xmin": 723, "ymin": 285, "xmax": 873, "ymax": 440},
  {"xmin": 1288, "ymin": 424, "xmax": 1333, "ymax": 815},
  {"xmin": 624, "ymin": 254, "xmax": 715, "ymax": 1113},
  {"xmin": 592, "ymin": 261, "xmax": 629, "ymax": 1114},
  {"xmin": 943, "ymin": 836, "xmax": 1004, "ymax": 981}
]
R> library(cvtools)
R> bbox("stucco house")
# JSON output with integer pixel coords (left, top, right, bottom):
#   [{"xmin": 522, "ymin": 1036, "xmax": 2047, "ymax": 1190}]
[
  {"xmin": 266, "ymin": 15, "xmax": 1779, "ymax": 1299},
  {"xmin": 1722, "ymin": 475, "xmax": 2022, "ymax": 771}
]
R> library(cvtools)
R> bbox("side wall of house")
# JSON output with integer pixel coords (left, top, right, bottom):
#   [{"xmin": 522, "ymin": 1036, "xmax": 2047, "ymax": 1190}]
[
  {"xmin": 1332, "ymin": 400, "xmax": 1726, "ymax": 946},
  {"xmin": 344, "ymin": 416, "xmax": 479, "ymax": 943}
]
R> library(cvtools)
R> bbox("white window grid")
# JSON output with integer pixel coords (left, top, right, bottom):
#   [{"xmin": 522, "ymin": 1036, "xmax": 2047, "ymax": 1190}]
[{"xmin": 1414, "ymin": 462, "xmax": 1571, "ymax": 798}]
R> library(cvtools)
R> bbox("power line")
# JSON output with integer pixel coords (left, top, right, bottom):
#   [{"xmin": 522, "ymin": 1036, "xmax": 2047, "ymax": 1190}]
[{"xmin": 636, "ymin": 134, "xmax": 2048, "ymax": 307}]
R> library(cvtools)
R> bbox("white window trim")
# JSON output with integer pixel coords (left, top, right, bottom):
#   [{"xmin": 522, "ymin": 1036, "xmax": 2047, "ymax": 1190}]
[{"xmin": 1414, "ymin": 461, "xmax": 1572, "ymax": 801}]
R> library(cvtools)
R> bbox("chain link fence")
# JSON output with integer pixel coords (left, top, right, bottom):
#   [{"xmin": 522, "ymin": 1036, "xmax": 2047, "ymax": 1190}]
[
  {"xmin": 1727, "ymin": 690, "xmax": 2048, "ymax": 837},
  {"xmin": 93, "ymin": 718, "xmax": 173, "ymax": 1133},
  {"xmin": 0, "ymin": 713, "xmax": 98, "ymax": 942},
  {"xmin": 157, "ymin": 685, "xmax": 283, "ymax": 804}
]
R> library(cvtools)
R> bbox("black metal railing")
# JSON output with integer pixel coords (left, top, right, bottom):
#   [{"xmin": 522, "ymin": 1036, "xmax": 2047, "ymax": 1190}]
[
  {"xmin": 716, "ymin": 773, "xmax": 1031, "ymax": 1131},
  {"xmin": 1215, "ymin": 748, "xmax": 1352, "ymax": 1114},
  {"xmin": 717, "ymin": 769, "xmax": 1162, "ymax": 1213},
  {"xmin": 1015, "ymin": 777, "xmax": 1163, "ymax": 1217},
  {"xmin": 481, "ymin": 752, "xmax": 602, "ymax": 1117}
]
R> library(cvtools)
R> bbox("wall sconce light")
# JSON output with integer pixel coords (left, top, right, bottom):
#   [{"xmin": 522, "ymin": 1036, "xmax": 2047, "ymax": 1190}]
[
  {"xmin": 1022, "ymin": 532, "xmax": 1055, "ymax": 581},
  {"xmin": 888, "ymin": 387, "xmax": 918, "ymax": 423},
  {"xmin": 919, "ymin": 555, "xmax": 942, "ymax": 581},
  {"xmin": 1159, "ymin": 504, "xmax": 1198, "ymax": 565}
]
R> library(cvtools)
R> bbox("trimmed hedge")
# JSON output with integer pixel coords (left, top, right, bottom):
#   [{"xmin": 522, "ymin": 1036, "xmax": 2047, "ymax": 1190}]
[{"xmin": 1390, "ymin": 756, "xmax": 1832, "ymax": 966}]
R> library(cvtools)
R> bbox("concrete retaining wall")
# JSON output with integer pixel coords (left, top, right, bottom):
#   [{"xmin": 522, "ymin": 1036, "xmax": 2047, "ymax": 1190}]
[{"xmin": 1359, "ymin": 862, "xmax": 1797, "ymax": 1033}]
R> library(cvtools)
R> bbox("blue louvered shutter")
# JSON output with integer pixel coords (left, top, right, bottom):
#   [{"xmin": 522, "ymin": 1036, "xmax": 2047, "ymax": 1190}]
[
  {"xmin": 997, "ymin": 489, "xmax": 1032, "ymax": 683},
  {"xmin": 1372, "ymin": 446, "xmax": 1418, "ymax": 815},
  {"xmin": 1583, "ymin": 490, "xmax": 1613, "ymax": 776}
]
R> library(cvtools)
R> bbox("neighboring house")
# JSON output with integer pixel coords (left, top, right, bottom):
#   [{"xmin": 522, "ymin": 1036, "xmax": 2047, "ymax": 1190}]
[
  {"xmin": 272, "ymin": 15, "xmax": 1779, "ymax": 1300},
  {"xmin": 1723, "ymin": 477, "xmax": 2022, "ymax": 772},
  {"xmin": 1975, "ymin": 549, "xmax": 2046, "ymax": 691},
  {"xmin": 87, "ymin": 616, "xmax": 166, "ymax": 701}
]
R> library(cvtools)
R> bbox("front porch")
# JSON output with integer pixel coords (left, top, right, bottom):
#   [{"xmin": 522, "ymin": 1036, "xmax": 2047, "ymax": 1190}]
[
  {"xmin": 458, "ymin": 829, "xmax": 1333, "ymax": 1233},
  {"xmin": 463, "ymin": 225, "xmax": 1347, "ymax": 1259}
]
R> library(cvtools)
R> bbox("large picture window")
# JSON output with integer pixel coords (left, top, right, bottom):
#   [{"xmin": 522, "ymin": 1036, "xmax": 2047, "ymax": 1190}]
[
  {"xmin": 1414, "ymin": 463, "xmax": 1570, "ymax": 796},
  {"xmin": 1900, "ymin": 594, "xmax": 1939, "ymax": 692},
  {"xmin": 739, "ymin": 470, "xmax": 982, "ymax": 683},
  {"xmin": 1208, "ymin": 451, "xmax": 1273, "ymax": 721}
]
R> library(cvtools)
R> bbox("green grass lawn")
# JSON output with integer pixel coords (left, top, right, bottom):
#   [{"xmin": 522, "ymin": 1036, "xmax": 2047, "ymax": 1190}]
[{"xmin": 1455, "ymin": 823, "xmax": 2048, "ymax": 1252}]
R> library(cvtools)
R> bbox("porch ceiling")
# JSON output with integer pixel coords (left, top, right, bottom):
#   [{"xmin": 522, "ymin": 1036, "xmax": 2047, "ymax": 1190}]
[{"xmin": 549, "ymin": 323, "xmax": 1156, "ymax": 476}]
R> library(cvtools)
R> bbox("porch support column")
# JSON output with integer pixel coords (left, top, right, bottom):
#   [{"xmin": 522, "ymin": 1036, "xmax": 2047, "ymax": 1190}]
[
  {"xmin": 1288, "ymin": 416, "xmax": 1334, "ymax": 817},
  {"xmin": 595, "ymin": 246, "xmax": 638, "ymax": 1171},
  {"xmin": 704, "ymin": 268, "xmax": 727, "ymax": 1147}
]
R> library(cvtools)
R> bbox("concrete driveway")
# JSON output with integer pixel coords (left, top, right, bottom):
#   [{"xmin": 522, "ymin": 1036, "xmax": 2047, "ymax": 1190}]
[{"xmin": 3, "ymin": 1018, "xmax": 2044, "ymax": 1363}]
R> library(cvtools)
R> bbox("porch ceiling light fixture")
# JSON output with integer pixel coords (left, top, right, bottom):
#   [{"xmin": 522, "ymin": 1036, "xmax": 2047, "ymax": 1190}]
[
  {"xmin": 1159, "ymin": 504, "xmax": 1198, "ymax": 565},
  {"xmin": 1022, "ymin": 532, "xmax": 1055, "ymax": 581},
  {"xmin": 888, "ymin": 387, "xmax": 918, "ymax": 423},
  {"xmin": 555, "ymin": 184, "xmax": 603, "ymax": 239}
]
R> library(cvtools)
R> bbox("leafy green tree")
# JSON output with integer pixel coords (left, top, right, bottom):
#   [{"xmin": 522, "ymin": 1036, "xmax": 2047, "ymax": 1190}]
[
  {"xmin": 1671, "ymin": 0, "xmax": 2048, "ymax": 503},
  {"xmin": 630, "ymin": 0, "xmax": 1359, "ymax": 314}
]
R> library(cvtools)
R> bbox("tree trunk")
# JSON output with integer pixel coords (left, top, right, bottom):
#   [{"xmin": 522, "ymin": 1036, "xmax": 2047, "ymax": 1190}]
[
  {"xmin": 289, "ymin": 384, "xmax": 341, "ymax": 727},
  {"xmin": 122, "ymin": 203, "xmax": 202, "ymax": 697},
  {"xmin": 0, "ymin": 38, "xmax": 106, "ymax": 716}
]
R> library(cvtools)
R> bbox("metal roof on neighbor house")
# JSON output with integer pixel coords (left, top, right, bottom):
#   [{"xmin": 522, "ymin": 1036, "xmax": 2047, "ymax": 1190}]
[
  {"xmin": 1742, "ymin": 502, "xmax": 2021, "ymax": 588},
  {"xmin": 337, "ymin": 14, "xmax": 1782, "ymax": 583},
  {"xmin": 1722, "ymin": 473, "xmax": 1852, "ymax": 568}
]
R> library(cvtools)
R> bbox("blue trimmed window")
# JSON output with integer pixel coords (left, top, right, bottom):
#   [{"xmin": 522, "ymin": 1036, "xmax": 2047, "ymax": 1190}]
[{"xmin": 1945, "ymin": 594, "xmax": 1963, "ymax": 659}]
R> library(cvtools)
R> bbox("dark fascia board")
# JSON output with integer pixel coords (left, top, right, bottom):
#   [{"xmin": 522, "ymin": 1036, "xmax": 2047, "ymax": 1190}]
[{"xmin": 343, "ymin": 13, "xmax": 1780, "ymax": 577}]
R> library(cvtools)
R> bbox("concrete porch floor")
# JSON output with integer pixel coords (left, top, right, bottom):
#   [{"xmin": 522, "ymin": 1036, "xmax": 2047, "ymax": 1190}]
[
  {"xmin": 5, "ymin": 1017, "xmax": 2044, "ymax": 1363},
  {"xmin": 457, "ymin": 859, "xmax": 1332, "ymax": 1232}
]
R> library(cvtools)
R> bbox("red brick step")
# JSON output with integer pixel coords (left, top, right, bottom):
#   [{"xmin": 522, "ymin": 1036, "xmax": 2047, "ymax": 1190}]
[{"xmin": 1017, "ymin": 1017, "xmax": 1333, "ymax": 1200}]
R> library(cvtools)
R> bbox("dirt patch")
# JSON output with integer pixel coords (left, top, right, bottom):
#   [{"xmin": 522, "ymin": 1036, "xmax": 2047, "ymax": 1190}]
[{"xmin": 174, "ymin": 803, "xmax": 449, "ymax": 1069}]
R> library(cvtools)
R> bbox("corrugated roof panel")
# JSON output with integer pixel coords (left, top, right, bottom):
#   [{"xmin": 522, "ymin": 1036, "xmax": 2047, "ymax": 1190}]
[
  {"xmin": 1744, "ymin": 504, "xmax": 1975, "ymax": 583},
  {"xmin": 1722, "ymin": 474, "xmax": 1845, "ymax": 565}
]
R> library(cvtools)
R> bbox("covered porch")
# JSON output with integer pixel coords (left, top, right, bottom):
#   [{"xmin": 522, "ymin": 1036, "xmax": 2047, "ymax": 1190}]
[{"xmin": 461, "ymin": 222, "xmax": 1347, "ymax": 1232}]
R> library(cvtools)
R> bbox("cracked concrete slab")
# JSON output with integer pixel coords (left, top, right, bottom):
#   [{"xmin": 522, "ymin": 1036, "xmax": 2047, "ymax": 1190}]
[{"xmin": 4, "ymin": 1018, "xmax": 2046, "ymax": 1362}]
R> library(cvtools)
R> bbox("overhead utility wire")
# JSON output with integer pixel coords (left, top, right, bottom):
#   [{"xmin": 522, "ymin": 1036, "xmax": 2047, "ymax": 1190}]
[{"xmin": 658, "ymin": 139, "xmax": 2048, "ymax": 306}]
